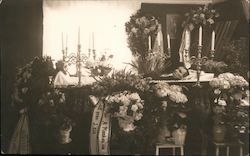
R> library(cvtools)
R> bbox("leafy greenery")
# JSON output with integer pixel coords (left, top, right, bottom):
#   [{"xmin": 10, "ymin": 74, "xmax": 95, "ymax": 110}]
[
  {"xmin": 202, "ymin": 60, "xmax": 228, "ymax": 76},
  {"xmin": 222, "ymin": 38, "xmax": 249, "ymax": 78}
]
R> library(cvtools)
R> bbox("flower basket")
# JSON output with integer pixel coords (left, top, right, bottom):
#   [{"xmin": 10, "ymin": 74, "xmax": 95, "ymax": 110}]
[
  {"xmin": 58, "ymin": 125, "xmax": 72, "ymax": 144},
  {"xmin": 172, "ymin": 128, "xmax": 186, "ymax": 145}
]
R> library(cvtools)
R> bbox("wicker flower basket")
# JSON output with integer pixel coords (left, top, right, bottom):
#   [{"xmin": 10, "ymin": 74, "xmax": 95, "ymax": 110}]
[{"xmin": 58, "ymin": 125, "xmax": 72, "ymax": 144}]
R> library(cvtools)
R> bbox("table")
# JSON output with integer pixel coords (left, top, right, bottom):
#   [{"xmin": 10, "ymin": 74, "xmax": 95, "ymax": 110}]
[
  {"xmin": 212, "ymin": 140, "xmax": 244, "ymax": 156},
  {"xmin": 155, "ymin": 143, "xmax": 184, "ymax": 156}
]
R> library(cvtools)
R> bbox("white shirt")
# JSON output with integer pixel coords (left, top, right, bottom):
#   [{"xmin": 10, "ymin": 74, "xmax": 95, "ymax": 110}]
[{"xmin": 54, "ymin": 71, "xmax": 77, "ymax": 87}]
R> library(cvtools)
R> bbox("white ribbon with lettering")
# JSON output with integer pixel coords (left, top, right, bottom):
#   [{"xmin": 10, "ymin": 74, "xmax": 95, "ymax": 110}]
[
  {"xmin": 89, "ymin": 95, "xmax": 111, "ymax": 155},
  {"xmin": 98, "ymin": 102, "xmax": 111, "ymax": 155}
]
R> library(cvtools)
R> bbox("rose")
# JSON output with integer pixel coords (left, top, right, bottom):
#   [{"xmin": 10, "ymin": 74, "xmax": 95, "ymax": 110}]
[
  {"xmin": 169, "ymin": 92, "xmax": 188, "ymax": 103},
  {"xmin": 207, "ymin": 18, "xmax": 214, "ymax": 24},
  {"xmin": 131, "ymin": 104, "xmax": 139, "ymax": 112},
  {"xmin": 129, "ymin": 92, "xmax": 141, "ymax": 101},
  {"xmin": 220, "ymin": 79, "xmax": 231, "ymax": 89},
  {"xmin": 218, "ymin": 72, "xmax": 235, "ymax": 81},
  {"xmin": 209, "ymin": 78, "xmax": 221, "ymax": 88},
  {"xmin": 230, "ymin": 76, "xmax": 249, "ymax": 87},
  {"xmin": 134, "ymin": 113, "xmax": 143, "ymax": 121},
  {"xmin": 120, "ymin": 95, "xmax": 130, "ymax": 106},
  {"xmin": 214, "ymin": 89, "xmax": 221, "ymax": 95},
  {"xmin": 217, "ymin": 98, "xmax": 227, "ymax": 106},
  {"xmin": 169, "ymin": 85, "xmax": 183, "ymax": 92}
]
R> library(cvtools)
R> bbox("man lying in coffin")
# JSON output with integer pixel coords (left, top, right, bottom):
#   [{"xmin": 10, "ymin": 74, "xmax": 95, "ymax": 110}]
[{"xmin": 160, "ymin": 64, "xmax": 214, "ymax": 81}]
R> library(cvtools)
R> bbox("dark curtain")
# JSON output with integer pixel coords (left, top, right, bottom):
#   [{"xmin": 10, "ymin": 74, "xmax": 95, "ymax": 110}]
[{"xmin": 0, "ymin": 0, "xmax": 43, "ymax": 152}]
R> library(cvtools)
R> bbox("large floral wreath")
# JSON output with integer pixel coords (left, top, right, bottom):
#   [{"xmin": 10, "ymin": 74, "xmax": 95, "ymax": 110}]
[{"xmin": 125, "ymin": 9, "xmax": 159, "ymax": 58}]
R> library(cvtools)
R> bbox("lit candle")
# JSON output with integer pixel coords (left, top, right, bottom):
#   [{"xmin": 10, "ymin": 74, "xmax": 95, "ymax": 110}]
[
  {"xmin": 148, "ymin": 36, "xmax": 151, "ymax": 50},
  {"xmin": 92, "ymin": 32, "xmax": 95, "ymax": 50},
  {"xmin": 211, "ymin": 30, "xmax": 215, "ymax": 50},
  {"xmin": 167, "ymin": 34, "xmax": 170, "ymax": 49},
  {"xmin": 66, "ymin": 33, "xmax": 68, "ymax": 47},
  {"xmin": 199, "ymin": 26, "xmax": 202, "ymax": 46},
  {"xmin": 185, "ymin": 30, "xmax": 190, "ymax": 50},
  {"xmin": 65, "ymin": 33, "xmax": 68, "ymax": 55},
  {"xmin": 61, "ymin": 32, "xmax": 64, "ymax": 50},
  {"xmin": 78, "ymin": 27, "xmax": 80, "ymax": 45},
  {"xmin": 157, "ymin": 32, "xmax": 161, "ymax": 46}
]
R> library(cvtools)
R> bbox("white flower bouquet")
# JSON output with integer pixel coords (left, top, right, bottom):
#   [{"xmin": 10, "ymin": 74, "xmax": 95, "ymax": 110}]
[
  {"xmin": 105, "ymin": 91, "xmax": 144, "ymax": 132},
  {"xmin": 210, "ymin": 72, "xmax": 249, "ymax": 134},
  {"xmin": 152, "ymin": 82, "xmax": 188, "ymax": 104}
]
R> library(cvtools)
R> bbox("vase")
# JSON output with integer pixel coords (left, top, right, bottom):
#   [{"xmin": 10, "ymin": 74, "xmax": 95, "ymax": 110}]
[
  {"xmin": 58, "ymin": 125, "xmax": 72, "ymax": 144},
  {"xmin": 157, "ymin": 125, "xmax": 171, "ymax": 143},
  {"xmin": 213, "ymin": 124, "xmax": 226, "ymax": 142},
  {"xmin": 172, "ymin": 128, "xmax": 187, "ymax": 145}
]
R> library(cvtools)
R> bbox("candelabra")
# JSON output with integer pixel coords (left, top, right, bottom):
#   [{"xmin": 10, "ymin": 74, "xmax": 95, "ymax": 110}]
[
  {"xmin": 183, "ymin": 49, "xmax": 189, "ymax": 61},
  {"xmin": 62, "ymin": 45, "xmax": 88, "ymax": 86},
  {"xmin": 210, "ymin": 49, "xmax": 215, "ymax": 60},
  {"xmin": 166, "ymin": 48, "xmax": 171, "ymax": 58},
  {"xmin": 190, "ymin": 45, "xmax": 208, "ymax": 87}
]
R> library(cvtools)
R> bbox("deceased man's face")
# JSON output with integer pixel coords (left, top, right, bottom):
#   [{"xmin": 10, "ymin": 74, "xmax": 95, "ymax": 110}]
[{"xmin": 173, "ymin": 66, "xmax": 189, "ymax": 80}]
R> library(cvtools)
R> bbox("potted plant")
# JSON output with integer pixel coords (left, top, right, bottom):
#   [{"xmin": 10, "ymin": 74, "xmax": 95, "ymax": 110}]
[
  {"xmin": 56, "ymin": 115, "xmax": 73, "ymax": 144},
  {"xmin": 152, "ymin": 82, "xmax": 189, "ymax": 144},
  {"xmin": 37, "ymin": 89, "xmax": 74, "ymax": 144},
  {"xmin": 210, "ymin": 72, "xmax": 249, "ymax": 142}
]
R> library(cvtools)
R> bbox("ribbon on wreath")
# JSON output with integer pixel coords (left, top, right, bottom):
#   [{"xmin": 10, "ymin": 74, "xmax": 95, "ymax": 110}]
[
  {"xmin": 8, "ymin": 108, "xmax": 31, "ymax": 154},
  {"xmin": 89, "ymin": 95, "xmax": 111, "ymax": 155}
]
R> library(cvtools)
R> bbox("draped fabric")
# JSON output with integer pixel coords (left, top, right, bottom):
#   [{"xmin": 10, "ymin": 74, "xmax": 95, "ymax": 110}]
[
  {"xmin": 152, "ymin": 24, "xmax": 164, "ymax": 55},
  {"xmin": 149, "ymin": 24, "xmax": 166, "ymax": 71},
  {"xmin": 43, "ymin": 0, "xmax": 140, "ymax": 71},
  {"xmin": 8, "ymin": 109, "xmax": 31, "ymax": 154},
  {"xmin": 178, "ymin": 27, "xmax": 191, "ymax": 69},
  {"xmin": 89, "ymin": 95, "xmax": 111, "ymax": 155}
]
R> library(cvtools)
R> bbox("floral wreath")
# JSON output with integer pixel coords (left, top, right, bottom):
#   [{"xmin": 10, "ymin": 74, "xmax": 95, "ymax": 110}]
[
  {"xmin": 12, "ymin": 56, "xmax": 55, "ymax": 110},
  {"xmin": 91, "ymin": 70, "xmax": 151, "ymax": 132},
  {"xmin": 125, "ymin": 9, "xmax": 160, "ymax": 58}
]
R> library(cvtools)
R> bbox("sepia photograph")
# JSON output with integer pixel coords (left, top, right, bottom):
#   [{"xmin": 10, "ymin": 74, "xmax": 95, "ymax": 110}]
[{"xmin": 1, "ymin": 0, "xmax": 249, "ymax": 155}]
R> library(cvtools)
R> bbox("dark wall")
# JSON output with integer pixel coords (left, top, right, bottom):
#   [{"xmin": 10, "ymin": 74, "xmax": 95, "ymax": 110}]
[
  {"xmin": 215, "ymin": 0, "xmax": 249, "ymax": 39},
  {"xmin": 0, "ymin": 0, "xmax": 43, "ymax": 152}
]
